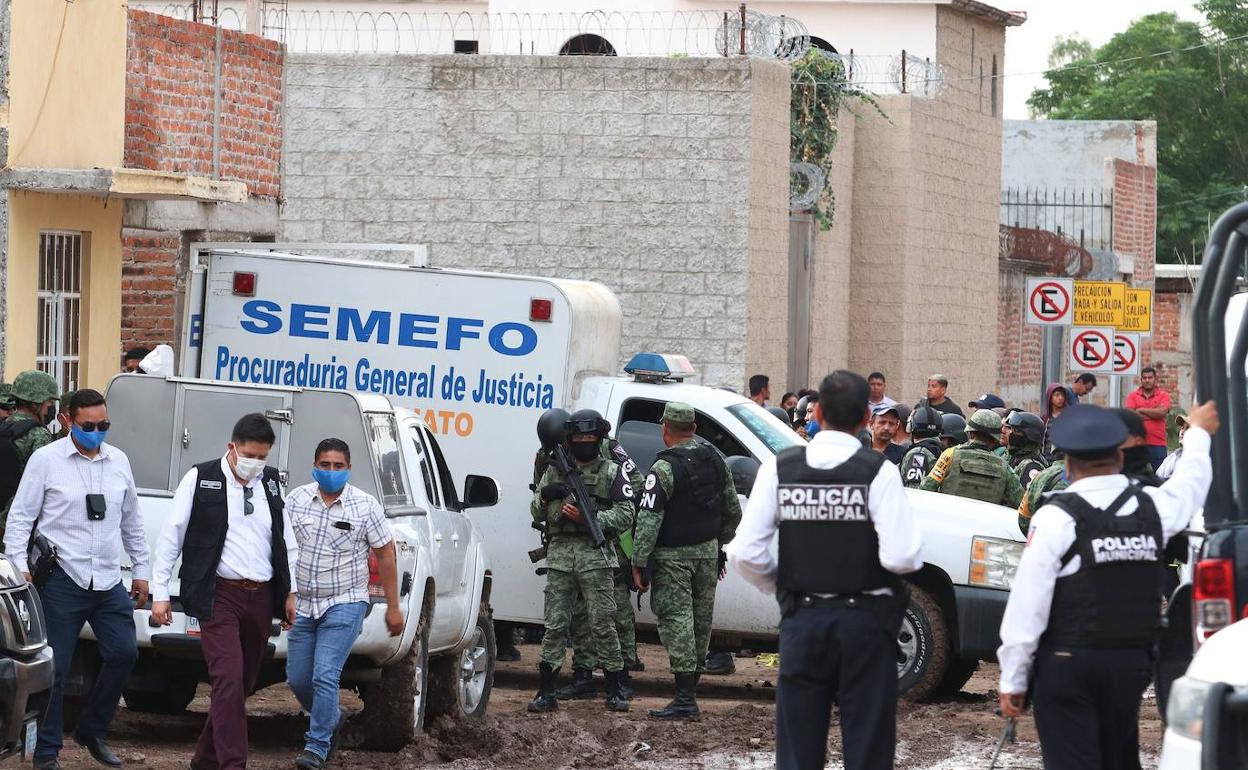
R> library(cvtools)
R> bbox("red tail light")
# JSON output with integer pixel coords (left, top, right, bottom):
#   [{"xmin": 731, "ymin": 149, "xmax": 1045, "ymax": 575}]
[
  {"xmin": 367, "ymin": 553, "xmax": 384, "ymax": 598},
  {"xmin": 1194, "ymin": 558, "xmax": 1237, "ymax": 642}
]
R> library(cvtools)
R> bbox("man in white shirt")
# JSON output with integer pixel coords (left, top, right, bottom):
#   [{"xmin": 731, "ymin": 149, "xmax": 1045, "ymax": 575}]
[
  {"xmin": 726, "ymin": 370, "xmax": 922, "ymax": 770},
  {"xmin": 150, "ymin": 414, "xmax": 297, "ymax": 770},
  {"xmin": 5, "ymin": 389, "xmax": 150, "ymax": 770},
  {"xmin": 996, "ymin": 402, "xmax": 1217, "ymax": 770}
]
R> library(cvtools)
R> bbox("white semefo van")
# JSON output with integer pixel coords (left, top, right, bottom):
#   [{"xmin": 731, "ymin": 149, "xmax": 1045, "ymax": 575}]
[{"xmin": 181, "ymin": 243, "xmax": 1027, "ymax": 699}]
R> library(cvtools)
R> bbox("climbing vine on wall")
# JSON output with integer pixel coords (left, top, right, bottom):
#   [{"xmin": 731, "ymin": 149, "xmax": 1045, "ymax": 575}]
[{"xmin": 791, "ymin": 50, "xmax": 884, "ymax": 231}]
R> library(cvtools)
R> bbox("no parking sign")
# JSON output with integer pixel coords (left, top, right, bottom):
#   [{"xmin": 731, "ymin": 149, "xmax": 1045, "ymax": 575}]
[{"xmin": 1068, "ymin": 327, "xmax": 1115, "ymax": 373}]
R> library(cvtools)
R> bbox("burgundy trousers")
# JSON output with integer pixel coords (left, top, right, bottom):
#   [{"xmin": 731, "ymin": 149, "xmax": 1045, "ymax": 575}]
[{"xmin": 192, "ymin": 582, "xmax": 274, "ymax": 770}]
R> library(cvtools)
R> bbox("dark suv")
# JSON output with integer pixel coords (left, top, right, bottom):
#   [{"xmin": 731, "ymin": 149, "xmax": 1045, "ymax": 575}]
[{"xmin": 0, "ymin": 556, "xmax": 53, "ymax": 759}]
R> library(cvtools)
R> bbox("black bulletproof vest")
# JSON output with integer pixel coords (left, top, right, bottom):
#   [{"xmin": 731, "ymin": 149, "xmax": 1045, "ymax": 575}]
[
  {"xmin": 776, "ymin": 445, "xmax": 891, "ymax": 595},
  {"xmin": 656, "ymin": 444, "xmax": 726, "ymax": 547},
  {"xmin": 902, "ymin": 438, "xmax": 943, "ymax": 485},
  {"xmin": 1044, "ymin": 486, "xmax": 1164, "ymax": 648},
  {"xmin": 178, "ymin": 460, "xmax": 290, "ymax": 621}
]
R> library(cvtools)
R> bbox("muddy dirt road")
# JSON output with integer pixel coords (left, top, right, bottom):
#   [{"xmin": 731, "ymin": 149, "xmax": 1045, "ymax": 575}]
[{"xmin": 11, "ymin": 643, "xmax": 1164, "ymax": 770}]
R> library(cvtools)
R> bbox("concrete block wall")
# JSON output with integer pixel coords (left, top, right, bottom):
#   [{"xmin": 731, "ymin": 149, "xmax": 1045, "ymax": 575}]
[
  {"xmin": 281, "ymin": 54, "xmax": 791, "ymax": 390},
  {"xmin": 807, "ymin": 111, "xmax": 855, "ymax": 384},
  {"xmin": 125, "ymin": 9, "xmax": 283, "ymax": 197}
]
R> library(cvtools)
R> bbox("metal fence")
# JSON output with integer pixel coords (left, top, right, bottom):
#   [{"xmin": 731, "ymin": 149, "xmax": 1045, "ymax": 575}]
[{"xmin": 999, "ymin": 187, "xmax": 1115, "ymax": 278}]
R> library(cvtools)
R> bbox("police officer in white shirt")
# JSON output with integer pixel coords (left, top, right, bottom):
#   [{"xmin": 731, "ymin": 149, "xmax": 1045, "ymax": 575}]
[
  {"xmin": 726, "ymin": 370, "xmax": 922, "ymax": 770},
  {"xmin": 997, "ymin": 401, "xmax": 1218, "ymax": 770}
]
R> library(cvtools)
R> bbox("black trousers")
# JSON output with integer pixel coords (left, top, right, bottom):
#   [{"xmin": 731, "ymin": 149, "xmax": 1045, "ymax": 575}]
[
  {"xmin": 776, "ymin": 604, "xmax": 896, "ymax": 770},
  {"xmin": 1033, "ymin": 645, "xmax": 1153, "ymax": 770}
]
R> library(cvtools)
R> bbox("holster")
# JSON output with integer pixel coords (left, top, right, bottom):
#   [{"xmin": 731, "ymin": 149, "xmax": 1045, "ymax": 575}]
[
  {"xmin": 777, "ymin": 589, "xmax": 799, "ymax": 620},
  {"xmin": 874, "ymin": 577, "xmax": 911, "ymax": 637},
  {"xmin": 28, "ymin": 533, "xmax": 58, "ymax": 591}
]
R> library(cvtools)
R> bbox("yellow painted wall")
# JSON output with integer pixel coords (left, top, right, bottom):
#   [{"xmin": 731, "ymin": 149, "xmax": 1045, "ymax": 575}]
[
  {"xmin": 7, "ymin": 0, "xmax": 127, "ymax": 169},
  {"xmin": 6, "ymin": 191, "xmax": 123, "ymax": 391}
]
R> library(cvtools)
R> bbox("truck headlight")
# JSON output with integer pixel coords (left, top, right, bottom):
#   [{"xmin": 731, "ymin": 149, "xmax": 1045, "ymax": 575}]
[
  {"xmin": 1166, "ymin": 676, "xmax": 1210, "ymax": 741},
  {"xmin": 969, "ymin": 536, "xmax": 1023, "ymax": 590}
]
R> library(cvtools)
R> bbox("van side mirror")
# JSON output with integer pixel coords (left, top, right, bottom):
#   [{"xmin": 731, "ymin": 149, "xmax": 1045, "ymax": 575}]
[{"xmin": 463, "ymin": 475, "xmax": 499, "ymax": 509}]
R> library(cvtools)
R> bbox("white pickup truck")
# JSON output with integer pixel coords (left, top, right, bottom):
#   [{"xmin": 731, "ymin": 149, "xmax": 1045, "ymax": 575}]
[
  {"xmin": 100, "ymin": 375, "xmax": 499, "ymax": 750},
  {"xmin": 176, "ymin": 243, "xmax": 1026, "ymax": 700}
]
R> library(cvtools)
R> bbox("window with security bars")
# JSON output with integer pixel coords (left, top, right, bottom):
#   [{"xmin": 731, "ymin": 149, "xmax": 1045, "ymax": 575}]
[{"xmin": 36, "ymin": 232, "xmax": 82, "ymax": 395}]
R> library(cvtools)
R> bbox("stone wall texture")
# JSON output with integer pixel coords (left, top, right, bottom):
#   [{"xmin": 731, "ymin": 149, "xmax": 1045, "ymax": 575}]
[
  {"xmin": 847, "ymin": 7, "xmax": 1005, "ymax": 405},
  {"xmin": 281, "ymin": 54, "xmax": 791, "ymax": 391},
  {"xmin": 806, "ymin": 112, "xmax": 855, "ymax": 387},
  {"xmin": 125, "ymin": 9, "xmax": 283, "ymax": 197}
]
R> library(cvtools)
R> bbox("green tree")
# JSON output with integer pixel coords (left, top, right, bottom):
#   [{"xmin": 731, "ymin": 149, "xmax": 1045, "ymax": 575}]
[{"xmin": 1028, "ymin": 10, "xmax": 1248, "ymax": 263}]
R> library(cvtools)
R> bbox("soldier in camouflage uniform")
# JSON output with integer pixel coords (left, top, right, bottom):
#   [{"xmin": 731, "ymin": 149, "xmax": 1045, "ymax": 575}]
[
  {"xmin": 900, "ymin": 406, "xmax": 945, "ymax": 488},
  {"xmin": 528, "ymin": 409, "xmax": 636, "ymax": 714},
  {"xmin": 1001, "ymin": 411, "xmax": 1050, "ymax": 487},
  {"xmin": 0, "ymin": 384, "xmax": 13, "ymax": 421},
  {"xmin": 0, "ymin": 371, "xmax": 60, "ymax": 532},
  {"xmin": 920, "ymin": 409, "xmax": 1024, "ymax": 508},
  {"xmin": 1017, "ymin": 462, "xmax": 1068, "ymax": 535},
  {"xmin": 632, "ymin": 402, "xmax": 742, "ymax": 720}
]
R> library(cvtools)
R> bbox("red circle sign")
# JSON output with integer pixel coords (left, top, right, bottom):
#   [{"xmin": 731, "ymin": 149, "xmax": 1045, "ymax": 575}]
[
  {"xmin": 1030, "ymin": 281, "xmax": 1071, "ymax": 322},
  {"xmin": 1073, "ymin": 329, "xmax": 1112, "ymax": 369},
  {"xmin": 1114, "ymin": 335, "xmax": 1138, "ymax": 373}
]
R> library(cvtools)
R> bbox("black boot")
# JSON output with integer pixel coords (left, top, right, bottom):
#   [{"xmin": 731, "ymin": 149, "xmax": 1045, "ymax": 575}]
[
  {"xmin": 603, "ymin": 670, "xmax": 630, "ymax": 712},
  {"xmin": 554, "ymin": 666, "xmax": 598, "ymax": 700},
  {"xmin": 617, "ymin": 668, "xmax": 635, "ymax": 700},
  {"xmin": 648, "ymin": 673, "xmax": 700, "ymax": 720},
  {"xmin": 527, "ymin": 662, "xmax": 560, "ymax": 713},
  {"xmin": 704, "ymin": 651, "xmax": 736, "ymax": 675}
]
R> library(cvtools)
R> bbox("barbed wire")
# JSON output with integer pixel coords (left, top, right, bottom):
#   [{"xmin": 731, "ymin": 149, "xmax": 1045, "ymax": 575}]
[
  {"xmin": 790, "ymin": 49, "xmax": 948, "ymax": 98},
  {"xmin": 145, "ymin": 4, "xmax": 812, "ymax": 60}
]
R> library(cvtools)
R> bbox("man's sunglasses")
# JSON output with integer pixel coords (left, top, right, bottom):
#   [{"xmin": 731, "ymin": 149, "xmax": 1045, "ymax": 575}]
[{"xmin": 76, "ymin": 421, "xmax": 111, "ymax": 432}]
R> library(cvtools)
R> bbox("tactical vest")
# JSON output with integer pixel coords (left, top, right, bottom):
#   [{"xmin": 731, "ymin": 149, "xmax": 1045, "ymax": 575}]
[
  {"xmin": 1044, "ymin": 487, "xmax": 1164, "ymax": 648},
  {"xmin": 776, "ymin": 446, "xmax": 891, "ymax": 595},
  {"xmin": 901, "ymin": 438, "xmax": 943, "ymax": 488},
  {"xmin": 545, "ymin": 457, "xmax": 616, "ymax": 539},
  {"xmin": 178, "ymin": 460, "xmax": 290, "ymax": 621},
  {"xmin": 940, "ymin": 445, "xmax": 1011, "ymax": 504},
  {"xmin": 1008, "ymin": 450, "xmax": 1049, "ymax": 486},
  {"xmin": 655, "ymin": 443, "xmax": 725, "ymax": 547}
]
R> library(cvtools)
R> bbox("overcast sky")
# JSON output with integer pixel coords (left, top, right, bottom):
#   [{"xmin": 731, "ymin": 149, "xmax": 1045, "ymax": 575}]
[{"xmin": 1003, "ymin": 0, "xmax": 1203, "ymax": 119}]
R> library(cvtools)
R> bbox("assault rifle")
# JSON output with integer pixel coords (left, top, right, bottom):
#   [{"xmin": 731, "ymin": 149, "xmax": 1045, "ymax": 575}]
[{"xmin": 537, "ymin": 412, "xmax": 613, "ymax": 563}]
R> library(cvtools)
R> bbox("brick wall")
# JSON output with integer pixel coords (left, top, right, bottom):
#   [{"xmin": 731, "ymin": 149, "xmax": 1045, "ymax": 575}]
[
  {"xmin": 125, "ymin": 9, "xmax": 283, "ymax": 197},
  {"xmin": 121, "ymin": 230, "xmax": 181, "ymax": 353},
  {"xmin": 281, "ymin": 54, "xmax": 789, "ymax": 391}
]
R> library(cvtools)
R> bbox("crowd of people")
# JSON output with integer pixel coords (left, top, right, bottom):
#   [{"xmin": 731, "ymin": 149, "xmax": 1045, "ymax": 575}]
[{"xmin": 749, "ymin": 368, "xmax": 1182, "ymax": 536}]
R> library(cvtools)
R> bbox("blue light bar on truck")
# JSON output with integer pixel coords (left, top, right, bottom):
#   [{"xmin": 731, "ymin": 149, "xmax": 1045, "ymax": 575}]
[{"xmin": 624, "ymin": 352, "xmax": 696, "ymax": 383}]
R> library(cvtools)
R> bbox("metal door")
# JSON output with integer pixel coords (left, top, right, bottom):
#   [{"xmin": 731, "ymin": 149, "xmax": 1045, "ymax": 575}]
[
  {"xmin": 788, "ymin": 215, "xmax": 814, "ymax": 391},
  {"xmin": 176, "ymin": 384, "xmax": 291, "ymax": 484}
]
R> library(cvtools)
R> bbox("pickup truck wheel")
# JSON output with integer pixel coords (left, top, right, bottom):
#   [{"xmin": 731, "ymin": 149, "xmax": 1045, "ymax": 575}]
[
  {"xmin": 123, "ymin": 677, "xmax": 197, "ymax": 714},
  {"xmin": 428, "ymin": 608, "xmax": 495, "ymax": 720},
  {"xmin": 897, "ymin": 586, "xmax": 951, "ymax": 702},
  {"xmin": 358, "ymin": 615, "xmax": 429, "ymax": 751}
]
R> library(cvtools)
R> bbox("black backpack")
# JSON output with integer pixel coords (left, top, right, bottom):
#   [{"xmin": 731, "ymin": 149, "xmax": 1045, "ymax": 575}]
[{"xmin": 0, "ymin": 420, "xmax": 41, "ymax": 510}]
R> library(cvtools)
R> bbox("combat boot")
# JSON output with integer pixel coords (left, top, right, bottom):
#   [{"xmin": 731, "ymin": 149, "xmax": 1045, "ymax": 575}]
[
  {"xmin": 527, "ymin": 662, "xmax": 560, "ymax": 713},
  {"xmin": 647, "ymin": 673, "xmax": 700, "ymax": 720},
  {"xmin": 704, "ymin": 651, "xmax": 736, "ymax": 675},
  {"xmin": 603, "ymin": 670, "xmax": 630, "ymax": 712},
  {"xmin": 617, "ymin": 668, "xmax": 635, "ymax": 700},
  {"xmin": 554, "ymin": 666, "xmax": 598, "ymax": 700}
]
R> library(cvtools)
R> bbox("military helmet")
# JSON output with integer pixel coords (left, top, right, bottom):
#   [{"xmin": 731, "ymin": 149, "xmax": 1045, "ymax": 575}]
[
  {"xmin": 566, "ymin": 408, "xmax": 606, "ymax": 439},
  {"xmin": 11, "ymin": 370, "xmax": 58, "ymax": 404},
  {"xmin": 966, "ymin": 409, "xmax": 1003, "ymax": 436},
  {"xmin": 765, "ymin": 406, "xmax": 790, "ymax": 424},
  {"xmin": 941, "ymin": 413, "xmax": 968, "ymax": 443},
  {"xmin": 725, "ymin": 455, "xmax": 761, "ymax": 496},
  {"xmin": 1004, "ymin": 410, "xmax": 1045, "ymax": 445},
  {"xmin": 536, "ymin": 408, "xmax": 571, "ymax": 450},
  {"xmin": 0, "ymin": 383, "xmax": 13, "ymax": 410},
  {"xmin": 908, "ymin": 405, "xmax": 943, "ymax": 439}
]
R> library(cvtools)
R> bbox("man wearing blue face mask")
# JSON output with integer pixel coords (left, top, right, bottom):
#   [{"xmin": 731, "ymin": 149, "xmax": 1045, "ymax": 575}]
[
  {"xmin": 284, "ymin": 438, "xmax": 400, "ymax": 770},
  {"xmin": 5, "ymin": 389, "xmax": 151, "ymax": 770}
]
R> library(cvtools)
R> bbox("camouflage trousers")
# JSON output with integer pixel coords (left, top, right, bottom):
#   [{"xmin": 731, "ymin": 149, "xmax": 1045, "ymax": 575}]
[
  {"xmin": 569, "ymin": 570, "xmax": 638, "ymax": 671},
  {"xmin": 652, "ymin": 559, "xmax": 718, "ymax": 674},
  {"xmin": 540, "ymin": 567, "xmax": 623, "ymax": 672}
]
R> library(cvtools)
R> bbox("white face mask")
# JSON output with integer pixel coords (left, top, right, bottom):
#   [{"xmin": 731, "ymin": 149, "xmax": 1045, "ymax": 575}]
[{"xmin": 230, "ymin": 449, "xmax": 267, "ymax": 483}]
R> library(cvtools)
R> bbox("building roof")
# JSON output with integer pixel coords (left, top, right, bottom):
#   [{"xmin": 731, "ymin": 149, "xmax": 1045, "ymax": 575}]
[{"xmin": 949, "ymin": 0, "xmax": 1027, "ymax": 26}]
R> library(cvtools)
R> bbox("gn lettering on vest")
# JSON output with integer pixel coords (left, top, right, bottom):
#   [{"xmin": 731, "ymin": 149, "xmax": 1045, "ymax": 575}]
[
  {"xmin": 1090, "ymin": 534, "xmax": 1159, "ymax": 563},
  {"xmin": 778, "ymin": 484, "xmax": 869, "ymax": 521}
]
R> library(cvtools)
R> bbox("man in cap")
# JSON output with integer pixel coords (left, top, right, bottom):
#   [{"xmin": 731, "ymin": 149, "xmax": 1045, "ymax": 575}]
[
  {"xmin": 918, "ymin": 374, "xmax": 964, "ymax": 417},
  {"xmin": 997, "ymin": 401, "xmax": 1218, "ymax": 770},
  {"xmin": 901, "ymin": 406, "xmax": 945, "ymax": 488},
  {"xmin": 726, "ymin": 370, "xmax": 922, "ymax": 770},
  {"xmin": 0, "ymin": 370, "xmax": 61, "ymax": 523},
  {"xmin": 867, "ymin": 405, "xmax": 907, "ymax": 465},
  {"xmin": 1001, "ymin": 411, "xmax": 1050, "ymax": 486},
  {"xmin": 1157, "ymin": 413, "xmax": 1189, "ymax": 480},
  {"xmin": 968, "ymin": 393, "xmax": 1006, "ymax": 414},
  {"xmin": 632, "ymin": 402, "xmax": 742, "ymax": 720},
  {"xmin": 0, "ymin": 383, "xmax": 13, "ymax": 420},
  {"xmin": 529, "ymin": 409, "xmax": 636, "ymax": 714},
  {"xmin": 920, "ymin": 410, "xmax": 1023, "ymax": 508}
]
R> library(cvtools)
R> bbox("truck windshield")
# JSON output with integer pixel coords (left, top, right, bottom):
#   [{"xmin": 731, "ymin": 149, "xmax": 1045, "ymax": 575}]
[{"xmin": 725, "ymin": 404, "xmax": 804, "ymax": 454}]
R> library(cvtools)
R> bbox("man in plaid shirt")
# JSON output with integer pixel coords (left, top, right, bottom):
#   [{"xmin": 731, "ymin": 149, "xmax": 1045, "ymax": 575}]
[{"xmin": 285, "ymin": 438, "xmax": 402, "ymax": 770}]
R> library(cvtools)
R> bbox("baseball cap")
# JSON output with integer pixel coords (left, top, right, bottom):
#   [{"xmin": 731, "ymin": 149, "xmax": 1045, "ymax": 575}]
[{"xmin": 969, "ymin": 393, "xmax": 1006, "ymax": 410}]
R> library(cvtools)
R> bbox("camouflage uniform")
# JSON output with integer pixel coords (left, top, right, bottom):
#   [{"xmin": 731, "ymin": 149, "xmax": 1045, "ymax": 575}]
[
  {"xmin": 632, "ymin": 415, "xmax": 743, "ymax": 674},
  {"xmin": 0, "ymin": 371, "xmax": 60, "ymax": 535},
  {"xmin": 1007, "ymin": 448, "xmax": 1050, "ymax": 488},
  {"xmin": 920, "ymin": 442, "xmax": 1024, "ymax": 508},
  {"xmin": 900, "ymin": 438, "xmax": 944, "ymax": 489},
  {"xmin": 532, "ymin": 455, "xmax": 635, "ymax": 673},
  {"xmin": 1017, "ymin": 463, "xmax": 1068, "ymax": 535}
]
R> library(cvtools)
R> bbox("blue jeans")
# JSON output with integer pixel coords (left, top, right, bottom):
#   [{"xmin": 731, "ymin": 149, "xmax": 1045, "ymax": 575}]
[
  {"xmin": 286, "ymin": 602, "xmax": 367, "ymax": 759},
  {"xmin": 1148, "ymin": 444, "xmax": 1168, "ymax": 471},
  {"xmin": 37, "ymin": 567, "xmax": 138, "ymax": 760}
]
